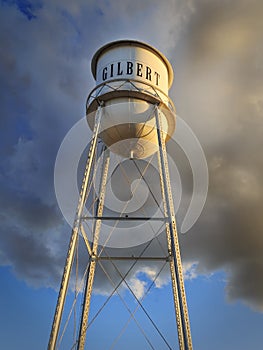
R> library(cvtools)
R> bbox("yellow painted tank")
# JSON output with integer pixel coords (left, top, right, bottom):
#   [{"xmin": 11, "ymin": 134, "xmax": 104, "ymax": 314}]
[{"xmin": 86, "ymin": 40, "xmax": 175, "ymax": 158}]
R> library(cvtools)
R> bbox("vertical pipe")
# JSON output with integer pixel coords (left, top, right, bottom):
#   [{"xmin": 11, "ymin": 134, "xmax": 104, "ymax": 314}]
[
  {"xmin": 77, "ymin": 147, "xmax": 110, "ymax": 350},
  {"xmin": 48, "ymin": 107, "xmax": 103, "ymax": 350},
  {"xmin": 155, "ymin": 107, "xmax": 193, "ymax": 350}
]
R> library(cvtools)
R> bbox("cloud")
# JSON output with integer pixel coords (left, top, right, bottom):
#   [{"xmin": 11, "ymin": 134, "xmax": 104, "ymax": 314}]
[
  {"xmin": 127, "ymin": 277, "xmax": 147, "ymax": 300},
  {"xmin": 170, "ymin": 0, "xmax": 263, "ymax": 311},
  {"xmin": 0, "ymin": 0, "xmax": 263, "ymax": 313}
]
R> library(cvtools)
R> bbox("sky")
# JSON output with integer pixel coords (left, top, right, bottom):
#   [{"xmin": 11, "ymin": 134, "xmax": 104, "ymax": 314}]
[{"xmin": 1, "ymin": 0, "xmax": 263, "ymax": 349}]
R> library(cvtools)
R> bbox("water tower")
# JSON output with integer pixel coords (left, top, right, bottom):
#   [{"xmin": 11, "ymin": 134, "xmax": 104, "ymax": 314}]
[{"xmin": 48, "ymin": 40, "xmax": 193, "ymax": 350}]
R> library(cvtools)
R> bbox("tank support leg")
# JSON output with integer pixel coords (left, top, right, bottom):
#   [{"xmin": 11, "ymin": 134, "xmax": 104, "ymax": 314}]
[
  {"xmin": 155, "ymin": 106, "xmax": 193, "ymax": 350},
  {"xmin": 48, "ymin": 106, "xmax": 103, "ymax": 350},
  {"xmin": 77, "ymin": 147, "xmax": 110, "ymax": 350}
]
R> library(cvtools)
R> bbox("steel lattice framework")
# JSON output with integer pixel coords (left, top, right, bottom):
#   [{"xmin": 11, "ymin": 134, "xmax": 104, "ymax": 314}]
[{"xmin": 48, "ymin": 103, "xmax": 193, "ymax": 350}]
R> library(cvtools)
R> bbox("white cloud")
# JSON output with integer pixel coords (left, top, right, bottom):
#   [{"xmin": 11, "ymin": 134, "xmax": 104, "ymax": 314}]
[{"xmin": 128, "ymin": 277, "xmax": 147, "ymax": 300}]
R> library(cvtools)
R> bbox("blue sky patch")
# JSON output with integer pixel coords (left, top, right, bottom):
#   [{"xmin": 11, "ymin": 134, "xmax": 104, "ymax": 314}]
[{"xmin": 1, "ymin": 0, "xmax": 42, "ymax": 20}]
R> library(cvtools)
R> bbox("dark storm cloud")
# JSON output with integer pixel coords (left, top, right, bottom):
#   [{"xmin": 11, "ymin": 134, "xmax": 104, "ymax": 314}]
[
  {"xmin": 1, "ymin": 0, "xmax": 263, "ymax": 311},
  {"xmin": 0, "ymin": 1, "xmax": 91, "ymax": 285},
  {"xmin": 173, "ymin": 0, "xmax": 263, "ymax": 310}
]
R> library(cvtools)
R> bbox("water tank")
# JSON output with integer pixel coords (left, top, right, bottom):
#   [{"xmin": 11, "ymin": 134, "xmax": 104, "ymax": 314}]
[{"xmin": 86, "ymin": 40, "xmax": 175, "ymax": 159}]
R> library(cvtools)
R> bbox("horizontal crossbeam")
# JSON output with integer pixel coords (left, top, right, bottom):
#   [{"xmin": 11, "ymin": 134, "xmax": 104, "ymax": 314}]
[
  {"xmin": 82, "ymin": 216, "xmax": 167, "ymax": 221},
  {"xmin": 95, "ymin": 256, "xmax": 169, "ymax": 261}
]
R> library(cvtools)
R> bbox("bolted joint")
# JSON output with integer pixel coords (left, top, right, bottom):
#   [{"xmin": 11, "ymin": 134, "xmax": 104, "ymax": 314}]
[{"xmin": 91, "ymin": 253, "xmax": 97, "ymax": 261}]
